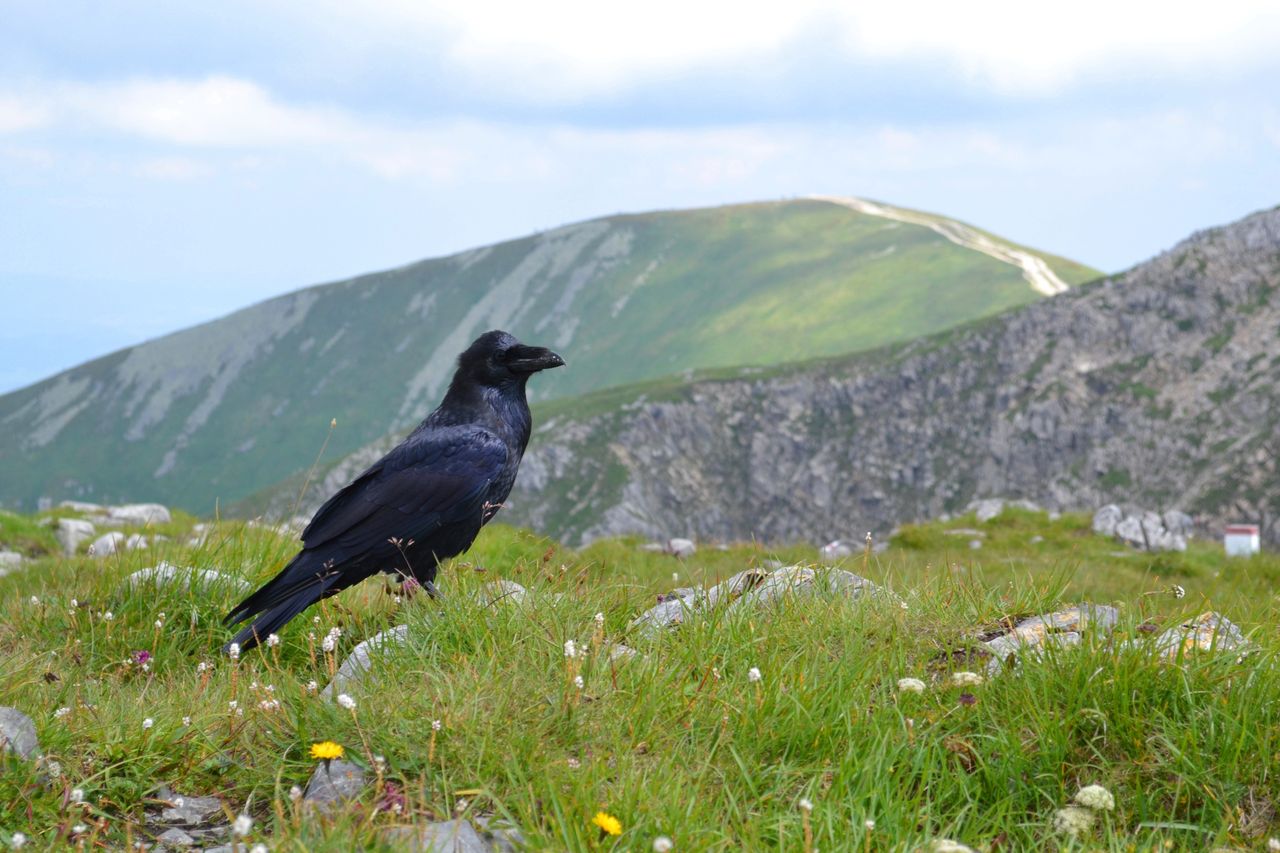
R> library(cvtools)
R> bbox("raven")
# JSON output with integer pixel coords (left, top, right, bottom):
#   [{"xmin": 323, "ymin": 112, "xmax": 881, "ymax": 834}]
[{"xmin": 223, "ymin": 330, "xmax": 564, "ymax": 650}]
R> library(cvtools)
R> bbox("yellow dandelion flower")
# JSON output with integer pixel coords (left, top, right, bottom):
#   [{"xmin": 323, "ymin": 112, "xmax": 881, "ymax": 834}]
[
  {"xmin": 309, "ymin": 741, "xmax": 345, "ymax": 760},
  {"xmin": 592, "ymin": 811, "xmax": 622, "ymax": 836}
]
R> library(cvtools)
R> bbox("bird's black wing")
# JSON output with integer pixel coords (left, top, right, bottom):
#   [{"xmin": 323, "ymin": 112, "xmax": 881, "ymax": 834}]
[
  {"xmin": 223, "ymin": 426, "xmax": 507, "ymax": 637},
  {"xmin": 300, "ymin": 425, "xmax": 509, "ymax": 552}
]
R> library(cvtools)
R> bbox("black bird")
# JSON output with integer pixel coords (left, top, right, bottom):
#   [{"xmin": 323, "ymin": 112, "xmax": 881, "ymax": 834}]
[{"xmin": 223, "ymin": 330, "xmax": 564, "ymax": 651}]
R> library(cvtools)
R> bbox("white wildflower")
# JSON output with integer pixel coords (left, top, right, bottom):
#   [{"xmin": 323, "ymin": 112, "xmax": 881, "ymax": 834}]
[
  {"xmin": 653, "ymin": 837, "xmax": 673, "ymax": 852},
  {"xmin": 313, "ymin": 615, "xmax": 321, "ymax": 623},
  {"xmin": 1051, "ymin": 806, "xmax": 1096, "ymax": 838},
  {"xmin": 594, "ymin": 612, "xmax": 605, "ymax": 624},
  {"xmin": 228, "ymin": 700, "xmax": 238, "ymax": 711},
  {"xmin": 265, "ymin": 633, "xmax": 280, "ymax": 648},
  {"xmin": 797, "ymin": 797, "xmax": 813, "ymax": 812},
  {"xmin": 432, "ymin": 719, "xmax": 442, "ymax": 731},
  {"xmin": 181, "ymin": 716, "xmax": 191, "ymax": 727},
  {"xmin": 931, "ymin": 841, "xmax": 976, "ymax": 853},
  {"xmin": 747, "ymin": 667, "xmax": 762, "ymax": 683},
  {"xmin": 573, "ymin": 675, "xmax": 585, "ymax": 689},
  {"xmin": 306, "ymin": 680, "xmax": 318, "ymax": 693},
  {"xmin": 227, "ymin": 643, "xmax": 241, "ymax": 661},
  {"xmin": 258, "ymin": 699, "xmax": 280, "ymax": 712},
  {"xmin": 951, "ymin": 671, "xmax": 983, "ymax": 687},
  {"xmin": 563, "ymin": 639, "xmax": 577, "ymax": 658},
  {"xmin": 70, "ymin": 598, "xmax": 78, "ymax": 608},
  {"xmin": 53, "ymin": 707, "xmax": 71, "ymax": 720},
  {"xmin": 197, "ymin": 661, "xmax": 211, "ymax": 673},
  {"xmin": 11, "ymin": 831, "xmax": 27, "ymax": 848},
  {"xmin": 71, "ymin": 825, "xmax": 87, "ymax": 836},
  {"xmin": 154, "ymin": 620, "xmax": 163, "ymax": 629},
  {"xmin": 455, "ymin": 798, "xmax": 468, "ymax": 813},
  {"xmin": 250, "ymin": 845, "xmax": 268, "ymax": 853},
  {"xmin": 1268, "ymin": 839, "xmax": 1280, "ymax": 852},
  {"xmin": 102, "ymin": 611, "xmax": 114, "ymax": 621},
  {"xmin": 1171, "ymin": 584, "xmax": 1186, "ymax": 599},
  {"xmin": 321, "ymin": 634, "xmax": 336, "ymax": 653},
  {"xmin": 567, "ymin": 757, "xmax": 580, "ymax": 769},
  {"xmin": 29, "ymin": 596, "xmax": 39, "ymax": 606},
  {"xmin": 142, "ymin": 718, "xmax": 154, "ymax": 730},
  {"xmin": 864, "ymin": 819, "xmax": 875, "ymax": 830},
  {"xmin": 232, "ymin": 814, "xmax": 252, "ymax": 836},
  {"xmin": 336, "ymin": 693, "xmax": 357, "ymax": 711},
  {"xmin": 289, "ymin": 785, "xmax": 303, "ymax": 801},
  {"xmin": 69, "ymin": 788, "xmax": 84, "ymax": 804},
  {"xmin": 392, "ymin": 594, "xmax": 402, "ymax": 605},
  {"xmin": 897, "ymin": 677, "xmax": 927, "ymax": 694},
  {"xmin": 1073, "ymin": 784, "xmax": 1115, "ymax": 812}
]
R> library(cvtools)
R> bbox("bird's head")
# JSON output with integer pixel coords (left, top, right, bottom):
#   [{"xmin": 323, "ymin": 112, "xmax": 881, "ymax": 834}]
[{"xmin": 455, "ymin": 330, "xmax": 565, "ymax": 389}]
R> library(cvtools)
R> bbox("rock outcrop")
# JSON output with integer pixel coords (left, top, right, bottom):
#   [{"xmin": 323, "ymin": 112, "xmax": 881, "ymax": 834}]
[{"xmin": 498, "ymin": 206, "xmax": 1280, "ymax": 546}]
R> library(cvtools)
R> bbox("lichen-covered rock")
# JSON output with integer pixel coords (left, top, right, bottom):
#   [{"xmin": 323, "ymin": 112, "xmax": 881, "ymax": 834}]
[
  {"xmin": 631, "ymin": 566, "xmax": 886, "ymax": 635},
  {"xmin": 983, "ymin": 604, "xmax": 1121, "ymax": 675},
  {"xmin": 1142, "ymin": 612, "xmax": 1247, "ymax": 660},
  {"xmin": 0, "ymin": 551, "xmax": 23, "ymax": 573},
  {"xmin": 125, "ymin": 562, "xmax": 251, "ymax": 594},
  {"xmin": 970, "ymin": 498, "xmax": 1006, "ymax": 522},
  {"xmin": 0, "ymin": 706, "xmax": 39, "ymax": 759},
  {"xmin": 322, "ymin": 625, "xmax": 409, "ymax": 697},
  {"xmin": 156, "ymin": 790, "xmax": 224, "ymax": 826},
  {"xmin": 382, "ymin": 820, "xmax": 489, "ymax": 852},
  {"xmin": 303, "ymin": 759, "xmax": 367, "ymax": 812},
  {"xmin": 154, "ymin": 827, "xmax": 196, "ymax": 847},
  {"xmin": 108, "ymin": 503, "xmax": 172, "ymax": 525},
  {"xmin": 55, "ymin": 518, "xmax": 96, "ymax": 555}
]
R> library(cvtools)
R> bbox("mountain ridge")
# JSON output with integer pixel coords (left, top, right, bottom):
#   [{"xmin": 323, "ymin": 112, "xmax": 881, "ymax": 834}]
[{"xmin": 0, "ymin": 197, "xmax": 1096, "ymax": 513}]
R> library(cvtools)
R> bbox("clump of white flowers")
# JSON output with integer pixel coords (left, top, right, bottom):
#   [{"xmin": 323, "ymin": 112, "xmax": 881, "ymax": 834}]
[
  {"xmin": 227, "ymin": 643, "xmax": 241, "ymax": 661},
  {"xmin": 336, "ymin": 693, "xmax": 357, "ymax": 711},
  {"xmin": 232, "ymin": 814, "xmax": 253, "ymax": 836},
  {"xmin": 652, "ymin": 837, "xmax": 673, "ymax": 852},
  {"xmin": 563, "ymin": 639, "xmax": 578, "ymax": 659},
  {"xmin": 1073, "ymin": 784, "xmax": 1115, "ymax": 812},
  {"xmin": 747, "ymin": 667, "xmax": 762, "ymax": 683},
  {"xmin": 897, "ymin": 677, "xmax": 927, "ymax": 694},
  {"xmin": 951, "ymin": 671, "xmax": 983, "ymax": 687},
  {"xmin": 1051, "ymin": 806, "xmax": 1095, "ymax": 837},
  {"xmin": 265, "ymin": 633, "xmax": 280, "ymax": 648},
  {"xmin": 142, "ymin": 718, "xmax": 154, "ymax": 730}
]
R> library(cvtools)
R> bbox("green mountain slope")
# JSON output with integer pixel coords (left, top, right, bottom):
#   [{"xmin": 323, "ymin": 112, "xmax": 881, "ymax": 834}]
[{"xmin": 0, "ymin": 198, "xmax": 1097, "ymax": 514}]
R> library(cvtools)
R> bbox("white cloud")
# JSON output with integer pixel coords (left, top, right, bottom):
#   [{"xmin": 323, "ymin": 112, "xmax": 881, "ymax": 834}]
[
  {"xmin": 306, "ymin": 0, "xmax": 1280, "ymax": 96},
  {"xmin": 0, "ymin": 94, "xmax": 49, "ymax": 134}
]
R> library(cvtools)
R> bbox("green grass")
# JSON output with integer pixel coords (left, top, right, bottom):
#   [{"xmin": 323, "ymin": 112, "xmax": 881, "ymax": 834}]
[{"xmin": 3, "ymin": 508, "xmax": 1279, "ymax": 850}]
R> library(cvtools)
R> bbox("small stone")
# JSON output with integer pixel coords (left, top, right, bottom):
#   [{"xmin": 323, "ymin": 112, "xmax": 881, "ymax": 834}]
[
  {"xmin": 0, "ymin": 551, "xmax": 23, "ymax": 571},
  {"xmin": 155, "ymin": 827, "xmax": 196, "ymax": 847},
  {"xmin": 303, "ymin": 760, "xmax": 367, "ymax": 812},
  {"xmin": 382, "ymin": 820, "xmax": 489, "ymax": 852},
  {"xmin": 108, "ymin": 503, "xmax": 172, "ymax": 525},
  {"xmin": 971, "ymin": 499, "xmax": 1005, "ymax": 522},
  {"xmin": 88, "ymin": 531, "xmax": 126, "ymax": 557},
  {"xmin": 666, "ymin": 538, "xmax": 696, "ymax": 558},
  {"xmin": 476, "ymin": 579, "xmax": 528, "ymax": 608},
  {"xmin": 158, "ymin": 792, "xmax": 224, "ymax": 826},
  {"xmin": 819, "ymin": 540, "xmax": 854, "ymax": 562},
  {"xmin": 58, "ymin": 500, "xmax": 104, "ymax": 514},
  {"xmin": 967, "ymin": 539, "xmax": 983, "ymax": 550},
  {"xmin": 0, "ymin": 706, "xmax": 40, "ymax": 759},
  {"xmin": 56, "ymin": 518, "xmax": 97, "ymax": 555},
  {"xmin": 322, "ymin": 625, "xmax": 409, "ymax": 698}
]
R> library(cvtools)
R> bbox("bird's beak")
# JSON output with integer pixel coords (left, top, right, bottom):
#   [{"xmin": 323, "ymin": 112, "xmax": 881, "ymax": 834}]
[{"xmin": 507, "ymin": 345, "xmax": 566, "ymax": 373}]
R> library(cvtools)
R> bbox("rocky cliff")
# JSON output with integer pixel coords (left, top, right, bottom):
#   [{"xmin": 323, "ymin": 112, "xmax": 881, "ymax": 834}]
[{"xmin": 500, "ymin": 206, "xmax": 1280, "ymax": 545}]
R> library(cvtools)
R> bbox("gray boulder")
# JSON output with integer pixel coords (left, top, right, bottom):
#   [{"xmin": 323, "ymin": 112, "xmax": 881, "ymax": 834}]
[
  {"xmin": 88, "ymin": 531, "xmax": 126, "ymax": 556},
  {"xmin": 631, "ymin": 565, "xmax": 886, "ymax": 636},
  {"xmin": 382, "ymin": 820, "xmax": 489, "ymax": 852},
  {"xmin": 108, "ymin": 503, "xmax": 172, "ymax": 525},
  {"xmin": 56, "ymin": 518, "xmax": 96, "ymax": 555},
  {"xmin": 125, "ymin": 562, "xmax": 251, "ymax": 594},
  {"xmin": 1092, "ymin": 504, "xmax": 1123, "ymax": 537},
  {"xmin": 666, "ymin": 537, "xmax": 696, "ymax": 558},
  {"xmin": 1140, "ymin": 612, "xmax": 1248, "ymax": 660},
  {"xmin": 970, "ymin": 498, "xmax": 1005, "ymax": 522},
  {"xmin": 303, "ymin": 759, "xmax": 367, "ymax": 812},
  {"xmin": 0, "ymin": 551, "xmax": 23, "ymax": 573},
  {"xmin": 476, "ymin": 580, "xmax": 528, "ymax": 608},
  {"xmin": 983, "ymin": 604, "xmax": 1121, "ymax": 675},
  {"xmin": 0, "ymin": 706, "xmax": 39, "ymax": 760},
  {"xmin": 125, "ymin": 533, "xmax": 150, "ymax": 551},
  {"xmin": 323, "ymin": 625, "xmax": 409, "ymax": 697}
]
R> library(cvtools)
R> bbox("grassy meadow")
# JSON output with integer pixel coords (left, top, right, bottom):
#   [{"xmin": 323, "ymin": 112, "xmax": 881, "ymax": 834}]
[{"xmin": 2, "ymin": 506, "xmax": 1279, "ymax": 850}]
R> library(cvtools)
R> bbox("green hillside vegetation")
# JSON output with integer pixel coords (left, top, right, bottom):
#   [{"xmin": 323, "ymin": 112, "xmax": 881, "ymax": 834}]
[
  {"xmin": 3, "ymin": 507, "xmax": 1279, "ymax": 849},
  {"xmin": 0, "ymin": 199, "xmax": 1098, "ymax": 516}
]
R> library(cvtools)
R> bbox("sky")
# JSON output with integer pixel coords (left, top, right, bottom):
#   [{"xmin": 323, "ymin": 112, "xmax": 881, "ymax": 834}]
[{"xmin": 3, "ymin": 0, "xmax": 1279, "ymax": 393}]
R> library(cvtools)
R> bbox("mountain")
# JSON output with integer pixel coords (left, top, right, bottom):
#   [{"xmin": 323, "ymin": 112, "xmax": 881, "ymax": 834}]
[
  {"xmin": 273, "ymin": 205, "xmax": 1280, "ymax": 545},
  {"xmin": 0, "ymin": 197, "xmax": 1096, "ymax": 513}
]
